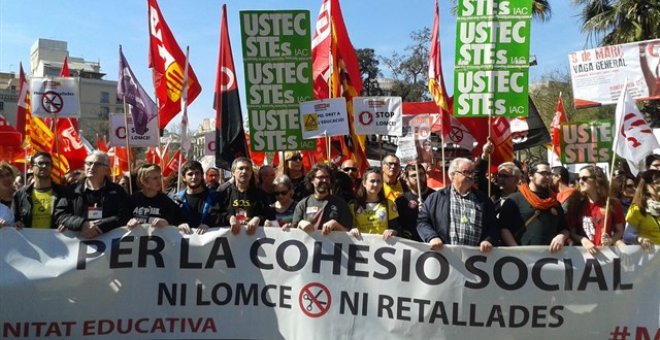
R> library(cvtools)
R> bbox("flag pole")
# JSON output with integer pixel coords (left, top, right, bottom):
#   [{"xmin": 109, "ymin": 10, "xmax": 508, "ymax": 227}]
[
  {"xmin": 122, "ymin": 97, "xmax": 133, "ymax": 195},
  {"xmin": 177, "ymin": 46, "xmax": 191, "ymax": 193},
  {"xmin": 440, "ymin": 120, "xmax": 446, "ymax": 187},
  {"xmin": 487, "ymin": 115, "xmax": 492, "ymax": 197}
]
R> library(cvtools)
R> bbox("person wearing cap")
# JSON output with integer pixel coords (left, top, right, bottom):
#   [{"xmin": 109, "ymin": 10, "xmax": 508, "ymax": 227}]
[
  {"xmin": 54, "ymin": 151, "xmax": 130, "ymax": 238},
  {"xmin": 13, "ymin": 152, "xmax": 66, "ymax": 229}
]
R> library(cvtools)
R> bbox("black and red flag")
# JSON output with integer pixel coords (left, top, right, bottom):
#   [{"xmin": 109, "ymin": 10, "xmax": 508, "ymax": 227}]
[{"xmin": 214, "ymin": 4, "xmax": 247, "ymax": 170}]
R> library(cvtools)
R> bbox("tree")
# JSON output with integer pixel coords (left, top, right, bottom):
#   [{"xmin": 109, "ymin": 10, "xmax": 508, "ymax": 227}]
[
  {"xmin": 356, "ymin": 48, "xmax": 382, "ymax": 96},
  {"xmin": 572, "ymin": 0, "xmax": 660, "ymax": 46},
  {"xmin": 381, "ymin": 28, "xmax": 431, "ymax": 102}
]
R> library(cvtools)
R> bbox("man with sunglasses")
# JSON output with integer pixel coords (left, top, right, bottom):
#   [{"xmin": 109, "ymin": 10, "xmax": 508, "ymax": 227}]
[
  {"xmin": 417, "ymin": 158, "xmax": 498, "ymax": 252},
  {"xmin": 499, "ymin": 161, "xmax": 569, "ymax": 252},
  {"xmin": 340, "ymin": 159, "xmax": 361, "ymax": 193},
  {"xmin": 13, "ymin": 152, "xmax": 66, "ymax": 229},
  {"xmin": 55, "ymin": 151, "xmax": 130, "ymax": 238}
]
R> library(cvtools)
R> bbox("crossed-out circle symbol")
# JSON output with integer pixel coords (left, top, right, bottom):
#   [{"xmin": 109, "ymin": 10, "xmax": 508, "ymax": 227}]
[
  {"xmin": 449, "ymin": 126, "xmax": 464, "ymax": 143},
  {"xmin": 41, "ymin": 91, "xmax": 63, "ymax": 113},
  {"xmin": 359, "ymin": 111, "xmax": 373, "ymax": 125},
  {"xmin": 298, "ymin": 282, "xmax": 331, "ymax": 318}
]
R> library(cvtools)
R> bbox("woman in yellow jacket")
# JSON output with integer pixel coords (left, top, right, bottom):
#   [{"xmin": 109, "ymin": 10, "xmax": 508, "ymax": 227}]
[
  {"xmin": 625, "ymin": 169, "xmax": 660, "ymax": 249},
  {"xmin": 349, "ymin": 167, "xmax": 399, "ymax": 240}
]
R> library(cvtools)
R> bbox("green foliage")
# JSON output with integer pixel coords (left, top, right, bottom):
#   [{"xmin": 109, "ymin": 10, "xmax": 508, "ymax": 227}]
[{"xmin": 381, "ymin": 28, "xmax": 432, "ymax": 102}]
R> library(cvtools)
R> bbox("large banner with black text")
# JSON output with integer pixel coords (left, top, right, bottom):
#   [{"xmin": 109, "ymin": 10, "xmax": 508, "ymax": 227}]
[{"xmin": 1, "ymin": 228, "xmax": 658, "ymax": 339}]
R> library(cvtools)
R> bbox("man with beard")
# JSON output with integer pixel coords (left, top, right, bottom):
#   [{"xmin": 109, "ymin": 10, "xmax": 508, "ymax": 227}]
[
  {"xmin": 205, "ymin": 167, "xmax": 221, "ymax": 190},
  {"xmin": 292, "ymin": 163, "xmax": 352, "ymax": 235},
  {"xmin": 13, "ymin": 152, "xmax": 67, "ymax": 229},
  {"xmin": 499, "ymin": 161, "xmax": 569, "ymax": 252},
  {"xmin": 417, "ymin": 158, "xmax": 498, "ymax": 252},
  {"xmin": 55, "ymin": 151, "xmax": 130, "ymax": 238},
  {"xmin": 173, "ymin": 161, "xmax": 217, "ymax": 234},
  {"xmin": 215, "ymin": 157, "xmax": 274, "ymax": 235},
  {"xmin": 395, "ymin": 164, "xmax": 434, "ymax": 241}
]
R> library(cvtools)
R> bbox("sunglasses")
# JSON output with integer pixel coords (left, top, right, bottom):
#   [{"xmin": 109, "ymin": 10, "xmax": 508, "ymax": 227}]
[
  {"xmin": 579, "ymin": 176, "xmax": 594, "ymax": 182},
  {"xmin": 274, "ymin": 190, "xmax": 289, "ymax": 196},
  {"xmin": 288, "ymin": 156, "xmax": 302, "ymax": 162},
  {"xmin": 343, "ymin": 167, "xmax": 357, "ymax": 172}
]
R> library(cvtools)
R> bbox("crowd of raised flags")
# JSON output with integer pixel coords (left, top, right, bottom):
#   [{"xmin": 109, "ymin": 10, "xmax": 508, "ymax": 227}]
[{"xmin": 0, "ymin": 0, "xmax": 657, "ymax": 201}]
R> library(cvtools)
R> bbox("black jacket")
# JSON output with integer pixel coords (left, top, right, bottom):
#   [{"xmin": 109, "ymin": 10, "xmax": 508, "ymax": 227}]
[
  {"xmin": 54, "ymin": 180, "xmax": 130, "ymax": 233},
  {"xmin": 417, "ymin": 186, "xmax": 499, "ymax": 245},
  {"xmin": 12, "ymin": 182, "xmax": 66, "ymax": 228}
]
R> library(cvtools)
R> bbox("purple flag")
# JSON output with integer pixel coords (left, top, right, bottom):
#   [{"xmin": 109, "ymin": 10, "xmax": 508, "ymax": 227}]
[{"xmin": 117, "ymin": 47, "xmax": 157, "ymax": 135}]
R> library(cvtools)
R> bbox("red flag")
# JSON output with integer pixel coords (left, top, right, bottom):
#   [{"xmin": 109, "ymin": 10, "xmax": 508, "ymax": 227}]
[
  {"xmin": 550, "ymin": 95, "xmax": 567, "ymax": 159},
  {"xmin": 428, "ymin": 0, "xmax": 451, "ymax": 136},
  {"xmin": 148, "ymin": 0, "xmax": 202, "ymax": 130},
  {"xmin": 60, "ymin": 56, "xmax": 70, "ymax": 77},
  {"xmin": 145, "ymin": 146, "xmax": 160, "ymax": 164},
  {"xmin": 162, "ymin": 149, "xmax": 186, "ymax": 178},
  {"xmin": 108, "ymin": 146, "xmax": 131, "ymax": 177},
  {"xmin": 96, "ymin": 135, "xmax": 109, "ymax": 152},
  {"xmin": 312, "ymin": 0, "xmax": 367, "ymax": 171},
  {"xmin": 215, "ymin": 5, "xmax": 248, "ymax": 170},
  {"xmin": 56, "ymin": 118, "xmax": 87, "ymax": 170},
  {"xmin": 0, "ymin": 114, "xmax": 22, "ymax": 147}
]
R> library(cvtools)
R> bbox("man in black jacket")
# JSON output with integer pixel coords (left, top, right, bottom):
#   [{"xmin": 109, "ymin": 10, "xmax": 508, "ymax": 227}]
[
  {"xmin": 215, "ymin": 157, "xmax": 274, "ymax": 235},
  {"xmin": 54, "ymin": 151, "xmax": 129, "ymax": 238},
  {"xmin": 13, "ymin": 152, "xmax": 66, "ymax": 229},
  {"xmin": 417, "ymin": 157, "xmax": 498, "ymax": 252}
]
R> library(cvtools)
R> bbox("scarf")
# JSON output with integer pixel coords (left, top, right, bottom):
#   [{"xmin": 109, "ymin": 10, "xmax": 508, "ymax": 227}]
[
  {"xmin": 646, "ymin": 198, "xmax": 660, "ymax": 217},
  {"xmin": 518, "ymin": 183, "xmax": 558, "ymax": 210}
]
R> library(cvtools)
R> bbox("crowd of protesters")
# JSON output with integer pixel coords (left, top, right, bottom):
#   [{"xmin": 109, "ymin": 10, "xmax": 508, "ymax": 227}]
[{"xmin": 0, "ymin": 148, "xmax": 658, "ymax": 254}]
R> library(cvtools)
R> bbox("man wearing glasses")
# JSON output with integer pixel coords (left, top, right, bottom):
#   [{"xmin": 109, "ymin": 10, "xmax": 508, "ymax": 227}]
[
  {"xmin": 55, "ymin": 151, "xmax": 129, "ymax": 238},
  {"xmin": 340, "ymin": 159, "xmax": 360, "ymax": 193},
  {"xmin": 292, "ymin": 163, "xmax": 352, "ymax": 235},
  {"xmin": 417, "ymin": 158, "xmax": 498, "ymax": 252},
  {"xmin": 381, "ymin": 154, "xmax": 405, "ymax": 201},
  {"xmin": 499, "ymin": 161, "xmax": 569, "ymax": 252},
  {"xmin": 396, "ymin": 163, "xmax": 434, "ymax": 242},
  {"xmin": 13, "ymin": 152, "xmax": 66, "ymax": 229}
]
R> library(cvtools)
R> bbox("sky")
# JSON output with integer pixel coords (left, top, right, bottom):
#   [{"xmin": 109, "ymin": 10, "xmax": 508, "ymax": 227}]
[{"xmin": 0, "ymin": 0, "xmax": 589, "ymax": 131}]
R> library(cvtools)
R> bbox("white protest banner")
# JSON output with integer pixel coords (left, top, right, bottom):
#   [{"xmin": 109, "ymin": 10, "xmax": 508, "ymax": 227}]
[
  {"xmin": 395, "ymin": 121, "xmax": 418, "ymax": 164},
  {"xmin": 300, "ymin": 97, "xmax": 348, "ymax": 139},
  {"xmin": 569, "ymin": 39, "xmax": 660, "ymax": 108},
  {"xmin": 30, "ymin": 77, "xmax": 81, "ymax": 118},
  {"xmin": 353, "ymin": 96, "xmax": 403, "ymax": 136},
  {"xmin": 109, "ymin": 113, "xmax": 160, "ymax": 147},
  {"xmin": 1, "ymin": 227, "xmax": 658, "ymax": 339},
  {"xmin": 204, "ymin": 131, "xmax": 216, "ymax": 156}
]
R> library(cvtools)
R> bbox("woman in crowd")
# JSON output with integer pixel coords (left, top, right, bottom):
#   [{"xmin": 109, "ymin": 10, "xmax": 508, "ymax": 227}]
[
  {"xmin": 264, "ymin": 175, "xmax": 298, "ymax": 230},
  {"xmin": 279, "ymin": 151, "xmax": 309, "ymax": 201},
  {"xmin": 566, "ymin": 165, "xmax": 625, "ymax": 256},
  {"xmin": 624, "ymin": 169, "xmax": 660, "ymax": 249},
  {"xmin": 612, "ymin": 172, "xmax": 636, "ymax": 216},
  {"xmin": 0, "ymin": 162, "xmax": 17, "ymax": 207},
  {"xmin": 349, "ymin": 167, "xmax": 399, "ymax": 240},
  {"xmin": 127, "ymin": 164, "xmax": 183, "ymax": 230}
]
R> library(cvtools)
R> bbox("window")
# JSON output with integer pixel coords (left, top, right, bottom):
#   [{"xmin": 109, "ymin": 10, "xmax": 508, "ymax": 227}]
[
  {"xmin": 99, "ymin": 106, "xmax": 109, "ymax": 119},
  {"xmin": 100, "ymin": 91, "xmax": 110, "ymax": 104}
]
